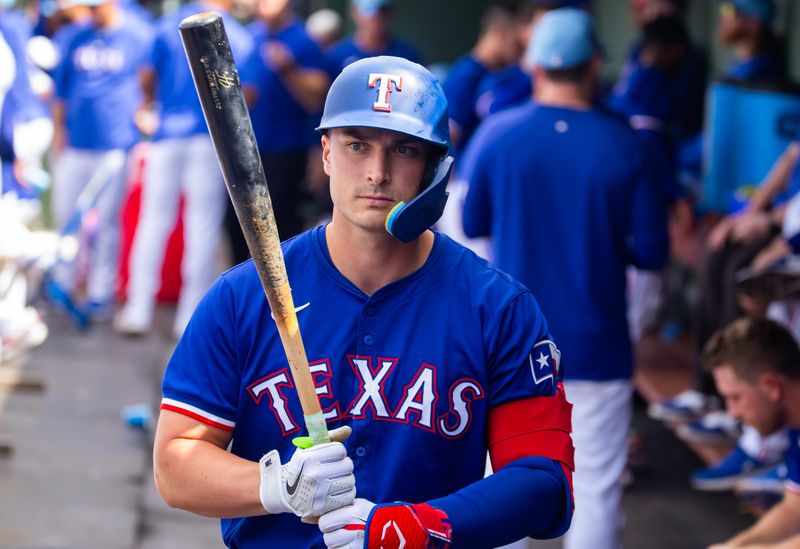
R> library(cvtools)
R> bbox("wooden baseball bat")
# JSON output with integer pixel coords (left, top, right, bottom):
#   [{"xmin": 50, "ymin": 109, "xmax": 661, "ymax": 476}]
[{"xmin": 179, "ymin": 12, "xmax": 336, "ymax": 446}]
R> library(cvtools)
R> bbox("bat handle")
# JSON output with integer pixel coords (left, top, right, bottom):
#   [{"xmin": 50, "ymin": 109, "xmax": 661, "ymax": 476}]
[{"xmin": 304, "ymin": 412, "xmax": 331, "ymax": 445}]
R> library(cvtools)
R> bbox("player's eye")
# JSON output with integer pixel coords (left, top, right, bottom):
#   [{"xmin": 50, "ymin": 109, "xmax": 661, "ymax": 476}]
[
  {"xmin": 347, "ymin": 142, "xmax": 365, "ymax": 152},
  {"xmin": 396, "ymin": 144, "xmax": 417, "ymax": 157}
]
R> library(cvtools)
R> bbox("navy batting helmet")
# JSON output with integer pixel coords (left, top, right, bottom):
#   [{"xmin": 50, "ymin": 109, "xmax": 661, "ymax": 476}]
[{"xmin": 316, "ymin": 55, "xmax": 453, "ymax": 242}]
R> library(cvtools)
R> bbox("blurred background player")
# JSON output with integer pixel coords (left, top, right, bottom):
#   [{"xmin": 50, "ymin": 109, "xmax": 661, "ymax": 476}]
[
  {"xmin": 112, "ymin": 0, "xmax": 253, "ymax": 338},
  {"xmin": 232, "ymin": 0, "xmax": 329, "ymax": 261},
  {"xmin": 326, "ymin": 0, "xmax": 421, "ymax": 76},
  {"xmin": 50, "ymin": 0, "xmax": 152, "ymax": 318},
  {"xmin": 306, "ymin": 8, "xmax": 342, "ymax": 51},
  {"xmin": 703, "ymin": 318, "xmax": 800, "ymax": 548},
  {"xmin": 0, "ymin": 7, "xmax": 51, "ymax": 362},
  {"xmin": 462, "ymin": 9, "xmax": 669, "ymax": 548},
  {"xmin": 443, "ymin": 1, "xmax": 521, "ymax": 159},
  {"xmin": 719, "ymin": 0, "xmax": 784, "ymax": 83}
]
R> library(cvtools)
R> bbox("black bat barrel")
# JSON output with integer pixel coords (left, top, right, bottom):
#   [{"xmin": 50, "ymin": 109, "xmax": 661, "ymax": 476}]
[{"xmin": 179, "ymin": 12, "xmax": 286, "ymax": 287}]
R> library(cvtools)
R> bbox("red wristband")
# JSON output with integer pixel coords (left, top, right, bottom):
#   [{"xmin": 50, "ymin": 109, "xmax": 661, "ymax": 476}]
[{"xmin": 367, "ymin": 502, "xmax": 452, "ymax": 549}]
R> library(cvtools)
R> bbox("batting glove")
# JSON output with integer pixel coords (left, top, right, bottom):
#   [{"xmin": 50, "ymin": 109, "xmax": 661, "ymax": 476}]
[
  {"xmin": 318, "ymin": 498, "xmax": 453, "ymax": 549},
  {"xmin": 259, "ymin": 440, "xmax": 356, "ymax": 522}
]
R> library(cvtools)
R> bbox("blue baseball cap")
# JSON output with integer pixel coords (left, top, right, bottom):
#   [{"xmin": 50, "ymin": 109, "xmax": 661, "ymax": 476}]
[
  {"xmin": 352, "ymin": 0, "xmax": 393, "ymax": 17},
  {"xmin": 727, "ymin": 0, "xmax": 775, "ymax": 24},
  {"xmin": 526, "ymin": 7, "xmax": 601, "ymax": 70}
]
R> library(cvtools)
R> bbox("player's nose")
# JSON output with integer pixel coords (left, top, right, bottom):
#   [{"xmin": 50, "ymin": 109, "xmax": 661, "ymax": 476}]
[{"xmin": 365, "ymin": 149, "xmax": 390, "ymax": 186}]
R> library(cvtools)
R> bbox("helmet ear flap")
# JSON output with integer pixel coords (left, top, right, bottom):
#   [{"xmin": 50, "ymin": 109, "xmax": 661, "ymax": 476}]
[{"xmin": 385, "ymin": 155, "xmax": 454, "ymax": 243}]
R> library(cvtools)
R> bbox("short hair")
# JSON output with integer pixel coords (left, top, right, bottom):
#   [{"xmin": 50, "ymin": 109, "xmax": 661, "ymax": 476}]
[
  {"xmin": 479, "ymin": 3, "xmax": 519, "ymax": 37},
  {"xmin": 702, "ymin": 317, "xmax": 800, "ymax": 382},
  {"xmin": 543, "ymin": 61, "xmax": 591, "ymax": 83}
]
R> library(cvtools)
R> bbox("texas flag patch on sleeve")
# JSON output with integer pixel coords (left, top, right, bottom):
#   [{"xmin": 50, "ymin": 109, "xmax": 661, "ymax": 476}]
[{"xmin": 528, "ymin": 339, "xmax": 561, "ymax": 394}]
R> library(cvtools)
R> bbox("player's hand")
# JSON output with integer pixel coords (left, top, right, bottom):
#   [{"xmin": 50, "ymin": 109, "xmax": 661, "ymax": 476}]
[
  {"xmin": 319, "ymin": 499, "xmax": 453, "ymax": 549},
  {"xmin": 729, "ymin": 211, "xmax": 771, "ymax": 245},
  {"xmin": 259, "ymin": 441, "xmax": 356, "ymax": 522},
  {"xmin": 318, "ymin": 497, "xmax": 375, "ymax": 548}
]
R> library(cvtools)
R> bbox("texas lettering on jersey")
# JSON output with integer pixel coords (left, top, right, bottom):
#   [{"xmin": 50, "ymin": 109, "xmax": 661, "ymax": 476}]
[{"xmin": 246, "ymin": 347, "xmax": 558, "ymax": 439}]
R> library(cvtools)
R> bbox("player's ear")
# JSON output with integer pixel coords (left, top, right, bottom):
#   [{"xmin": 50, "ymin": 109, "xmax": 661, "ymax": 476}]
[{"xmin": 321, "ymin": 133, "xmax": 331, "ymax": 176}]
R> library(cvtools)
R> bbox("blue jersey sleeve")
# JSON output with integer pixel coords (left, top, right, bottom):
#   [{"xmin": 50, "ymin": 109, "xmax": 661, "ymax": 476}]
[
  {"xmin": 291, "ymin": 29, "xmax": 326, "ymax": 71},
  {"xmin": 628, "ymin": 144, "xmax": 670, "ymax": 270},
  {"xmin": 161, "ymin": 276, "xmax": 241, "ymax": 429},
  {"xmin": 460, "ymin": 121, "xmax": 495, "ymax": 238},
  {"xmin": 485, "ymin": 292, "xmax": 561, "ymax": 404}
]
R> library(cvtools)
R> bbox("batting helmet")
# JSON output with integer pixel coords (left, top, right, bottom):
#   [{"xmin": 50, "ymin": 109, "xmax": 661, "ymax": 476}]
[{"xmin": 316, "ymin": 55, "xmax": 453, "ymax": 242}]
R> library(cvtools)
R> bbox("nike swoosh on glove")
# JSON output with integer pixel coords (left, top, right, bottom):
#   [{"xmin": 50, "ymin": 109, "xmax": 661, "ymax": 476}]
[{"xmin": 259, "ymin": 437, "xmax": 356, "ymax": 522}]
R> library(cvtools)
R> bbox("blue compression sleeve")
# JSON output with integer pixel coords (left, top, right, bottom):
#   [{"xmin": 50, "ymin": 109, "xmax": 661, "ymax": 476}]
[{"xmin": 427, "ymin": 457, "xmax": 572, "ymax": 548}]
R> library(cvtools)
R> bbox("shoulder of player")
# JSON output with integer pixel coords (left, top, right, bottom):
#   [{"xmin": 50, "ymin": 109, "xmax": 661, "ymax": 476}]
[{"xmin": 438, "ymin": 233, "xmax": 531, "ymax": 300}]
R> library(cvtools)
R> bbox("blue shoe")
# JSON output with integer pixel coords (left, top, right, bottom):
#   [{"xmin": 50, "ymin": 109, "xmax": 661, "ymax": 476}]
[
  {"xmin": 677, "ymin": 410, "xmax": 741, "ymax": 444},
  {"xmin": 691, "ymin": 447, "xmax": 774, "ymax": 492},
  {"xmin": 648, "ymin": 389, "xmax": 716, "ymax": 423},
  {"xmin": 735, "ymin": 464, "xmax": 788, "ymax": 496}
]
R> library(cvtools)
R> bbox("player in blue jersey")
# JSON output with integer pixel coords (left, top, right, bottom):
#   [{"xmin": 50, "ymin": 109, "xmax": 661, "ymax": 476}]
[
  {"xmin": 719, "ymin": 0, "xmax": 784, "ymax": 83},
  {"xmin": 462, "ymin": 9, "xmax": 668, "ymax": 549},
  {"xmin": 443, "ymin": 3, "xmax": 520, "ymax": 158},
  {"xmin": 232, "ymin": 0, "xmax": 330, "ymax": 261},
  {"xmin": 113, "ymin": 0, "xmax": 253, "ymax": 339},
  {"xmin": 326, "ymin": 0, "xmax": 421, "ymax": 76},
  {"xmin": 701, "ymin": 318, "xmax": 800, "ymax": 548},
  {"xmin": 51, "ymin": 0, "xmax": 152, "ymax": 316},
  {"xmin": 153, "ymin": 55, "xmax": 574, "ymax": 549}
]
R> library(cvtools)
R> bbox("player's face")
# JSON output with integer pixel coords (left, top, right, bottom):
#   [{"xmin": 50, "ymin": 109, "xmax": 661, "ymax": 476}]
[
  {"xmin": 257, "ymin": 0, "xmax": 290, "ymax": 21},
  {"xmin": 713, "ymin": 364, "xmax": 784, "ymax": 436},
  {"xmin": 322, "ymin": 127, "xmax": 432, "ymax": 235}
]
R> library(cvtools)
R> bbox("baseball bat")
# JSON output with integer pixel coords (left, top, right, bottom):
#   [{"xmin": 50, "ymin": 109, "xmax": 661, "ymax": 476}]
[{"xmin": 179, "ymin": 12, "xmax": 335, "ymax": 446}]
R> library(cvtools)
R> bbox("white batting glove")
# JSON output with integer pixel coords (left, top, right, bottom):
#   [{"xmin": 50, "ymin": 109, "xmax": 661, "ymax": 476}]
[
  {"xmin": 318, "ymin": 498, "xmax": 376, "ymax": 549},
  {"xmin": 259, "ymin": 441, "xmax": 356, "ymax": 522}
]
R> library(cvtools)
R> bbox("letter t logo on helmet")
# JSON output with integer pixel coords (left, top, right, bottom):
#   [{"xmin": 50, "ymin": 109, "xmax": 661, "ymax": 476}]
[
  {"xmin": 317, "ymin": 56, "xmax": 454, "ymax": 243},
  {"xmin": 368, "ymin": 73, "xmax": 403, "ymax": 112}
]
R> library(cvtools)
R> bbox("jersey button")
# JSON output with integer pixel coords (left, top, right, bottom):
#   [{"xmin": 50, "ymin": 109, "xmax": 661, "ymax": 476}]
[
  {"xmin": 363, "ymin": 334, "xmax": 374, "ymax": 346},
  {"xmin": 355, "ymin": 446, "xmax": 367, "ymax": 457},
  {"xmin": 366, "ymin": 306, "xmax": 377, "ymax": 317}
]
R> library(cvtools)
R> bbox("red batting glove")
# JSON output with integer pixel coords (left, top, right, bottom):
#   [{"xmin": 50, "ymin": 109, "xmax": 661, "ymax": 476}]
[{"xmin": 318, "ymin": 498, "xmax": 452, "ymax": 549}]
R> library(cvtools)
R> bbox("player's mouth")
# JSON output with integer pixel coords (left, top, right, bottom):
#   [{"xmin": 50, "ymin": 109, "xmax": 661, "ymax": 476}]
[{"xmin": 358, "ymin": 195, "xmax": 395, "ymax": 207}]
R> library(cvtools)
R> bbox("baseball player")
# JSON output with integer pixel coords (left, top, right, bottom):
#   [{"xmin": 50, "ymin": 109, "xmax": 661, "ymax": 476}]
[
  {"xmin": 326, "ymin": 0, "xmax": 421, "ymax": 76},
  {"xmin": 703, "ymin": 318, "xmax": 800, "ymax": 548},
  {"xmin": 51, "ymin": 0, "xmax": 152, "ymax": 316},
  {"xmin": 113, "ymin": 0, "xmax": 253, "ymax": 338},
  {"xmin": 719, "ymin": 0, "xmax": 784, "ymax": 83},
  {"xmin": 153, "ymin": 56, "xmax": 574, "ymax": 548},
  {"xmin": 461, "ymin": 9, "xmax": 668, "ymax": 549},
  {"xmin": 443, "ymin": 3, "xmax": 520, "ymax": 158},
  {"xmin": 230, "ymin": 0, "xmax": 329, "ymax": 261}
]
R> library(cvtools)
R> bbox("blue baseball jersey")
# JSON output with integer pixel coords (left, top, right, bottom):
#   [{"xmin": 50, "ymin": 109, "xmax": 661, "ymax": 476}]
[
  {"xmin": 161, "ymin": 226, "xmax": 565, "ymax": 548},
  {"xmin": 474, "ymin": 64, "xmax": 532, "ymax": 120},
  {"xmin": 54, "ymin": 18, "xmax": 152, "ymax": 150},
  {"xmin": 461, "ymin": 103, "xmax": 669, "ymax": 382},
  {"xmin": 442, "ymin": 54, "xmax": 487, "ymax": 158},
  {"xmin": 242, "ymin": 18, "xmax": 327, "ymax": 154},
  {"xmin": 787, "ymin": 428, "xmax": 800, "ymax": 496},
  {"xmin": 147, "ymin": 3, "xmax": 253, "ymax": 141},
  {"xmin": 326, "ymin": 36, "xmax": 421, "ymax": 77},
  {"xmin": 0, "ymin": 14, "xmax": 46, "ymax": 197},
  {"xmin": 726, "ymin": 54, "xmax": 783, "ymax": 83}
]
